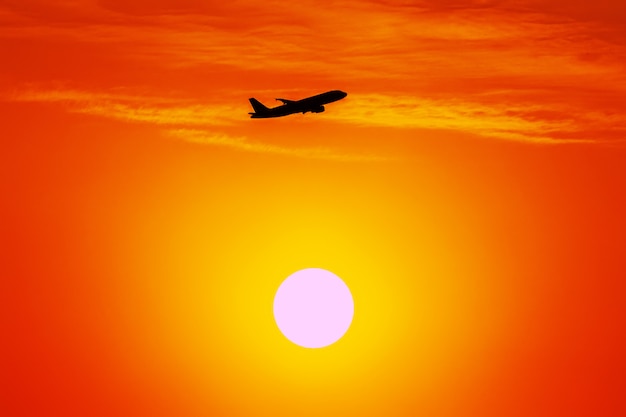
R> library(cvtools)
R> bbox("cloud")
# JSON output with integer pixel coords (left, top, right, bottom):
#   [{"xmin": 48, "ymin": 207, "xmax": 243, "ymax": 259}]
[
  {"xmin": 3, "ymin": 0, "xmax": 624, "ymax": 79},
  {"xmin": 2, "ymin": 1, "xmax": 625, "ymax": 146},
  {"xmin": 2, "ymin": 0, "xmax": 625, "ymax": 115},
  {"xmin": 10, "ymin": 87, "xmax": 623, "ymax": 145},
  {"xmin": 167, "ymin": 129, "xmax": 388, "ymax": 161},
  {"xmin": 326, "ymin": 93, "xmax": 610, "ymax": 144},
  {"xmin": 8, "ymin": 87, "xmax": 388, "ymax": 159},
  {"xmin": 11, "ymin": 89, "xmax": 240, "ymax": 126},
  {"xmin": 78, "ymin": 102, "xmax": 239, "ymax": 126}
]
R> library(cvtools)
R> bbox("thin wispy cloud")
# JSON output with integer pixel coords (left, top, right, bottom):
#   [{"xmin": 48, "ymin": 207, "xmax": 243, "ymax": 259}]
[
  {"xmin": 9, "ymin": 87, "xmax": 623, "ymax": 145},
  {"xmin": 8, "ymin": 88, "xmax": 388, "ymax": 160},
  {"xmin": 327, "ymin": 94, "xmax": 608, "ymax": 144},
  {"xmin": 3, "ymin": 0, "xmax": 625, "ymax": 80},
  {"xmin": 12, "ymin": 89, "xmax": 240, "ymax": 126},
  {"xmin": 167, "ymin": 129, "xmax": 388, "ymax": 161}
]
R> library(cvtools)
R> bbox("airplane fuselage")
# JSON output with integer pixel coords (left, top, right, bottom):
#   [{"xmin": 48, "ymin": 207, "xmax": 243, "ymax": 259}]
[{"xmin": 248, "ymin": 90, "xmax": 347, "ymax": 118}]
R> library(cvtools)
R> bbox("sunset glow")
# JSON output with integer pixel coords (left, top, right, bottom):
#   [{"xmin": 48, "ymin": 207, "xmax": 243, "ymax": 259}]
[{"xmin": 1, "ymin": 1, "xmax": 625, "ymax": 416}]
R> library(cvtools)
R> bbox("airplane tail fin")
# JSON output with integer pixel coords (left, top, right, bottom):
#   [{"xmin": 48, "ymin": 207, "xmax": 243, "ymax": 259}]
[{"xmin": 249, "ymin": 98, "xmax": 269, "ymax": 114}]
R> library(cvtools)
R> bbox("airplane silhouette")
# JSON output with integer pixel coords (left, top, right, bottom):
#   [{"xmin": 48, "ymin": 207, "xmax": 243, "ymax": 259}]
[{"xmin": 248, "ymin": 90, "xmax": 347, "ymax": 118}]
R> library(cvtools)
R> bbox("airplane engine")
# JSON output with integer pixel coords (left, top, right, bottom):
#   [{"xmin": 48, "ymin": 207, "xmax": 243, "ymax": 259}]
[{"xmin": 312, "ymin": 105, "xmax": 325, "ymax": 113}]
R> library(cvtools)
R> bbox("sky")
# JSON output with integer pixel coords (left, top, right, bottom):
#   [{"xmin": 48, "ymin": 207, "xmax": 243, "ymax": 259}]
[{"xmin": 1, "ymin": 1, "xmax": 625, "ymax": 416}]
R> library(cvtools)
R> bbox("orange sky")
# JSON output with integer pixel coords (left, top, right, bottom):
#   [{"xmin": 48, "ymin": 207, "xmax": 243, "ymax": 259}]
[{"xmin": 1, "ymin": 1, "xmax": 625, "ymax": 416}]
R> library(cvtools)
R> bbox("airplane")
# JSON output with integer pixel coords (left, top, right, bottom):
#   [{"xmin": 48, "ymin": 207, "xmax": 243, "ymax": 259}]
[{"xmin": 248, "ymin": 90, "xmax": 347, "ymax": 118}]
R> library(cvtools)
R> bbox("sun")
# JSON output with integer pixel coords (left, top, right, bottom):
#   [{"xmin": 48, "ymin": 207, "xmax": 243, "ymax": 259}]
[{"xmin": 273, "ymin": 268, "xmax": 354, "ymax": 348}]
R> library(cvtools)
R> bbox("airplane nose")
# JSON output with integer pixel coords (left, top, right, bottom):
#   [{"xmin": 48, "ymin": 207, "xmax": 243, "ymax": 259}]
[{"xmin": 339, "ymin": 90, "xmax": 347, "ymax": 98}]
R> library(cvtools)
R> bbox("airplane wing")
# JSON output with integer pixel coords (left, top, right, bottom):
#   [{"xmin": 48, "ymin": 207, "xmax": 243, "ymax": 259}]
[{"xmin": 276, "ymin": 98, "xmax": 296, "ymax": 104}]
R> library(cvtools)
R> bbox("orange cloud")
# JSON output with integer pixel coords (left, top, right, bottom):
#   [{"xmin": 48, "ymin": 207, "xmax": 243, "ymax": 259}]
[
  {"xmin": 327, "ymin": 93, "xmax": 600, "ymax": 144},
  {"xmin": 9, "ymin": 88, "xmax": 388, "ymax": 159},
  {"xmin": 11, "ymin": 87, "xmax": 622, "ymax": 145},
  {"xmin": 167, "ymin": 129, "xmax": 388, "ymax": 161},
  {"xmin": 1, "ymin": 0, "xmax": 624, "ymax": 146},
  {"xmin": 11, "ymin": 89, "xmax": 239, "ymax": 126}
]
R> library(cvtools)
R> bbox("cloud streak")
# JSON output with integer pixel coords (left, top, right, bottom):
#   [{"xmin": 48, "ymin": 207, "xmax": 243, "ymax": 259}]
[
  {"xmin": 10, "ymin": 87, "xmax": 624, "ymax": 145},
  {"xmin": 167, "ymin": 129, "xmax": 388, "ymax": 161},
  {"xmin": 8, "ymin": 88, "xmax": 388, "ymax": 160},
  {"xmin": 11, "ymin": 89, "xmax": 240, "ymax": 126},
  {"xmin": 327, "ymin": 93, "xmax": 617, "ymax": 144}
]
